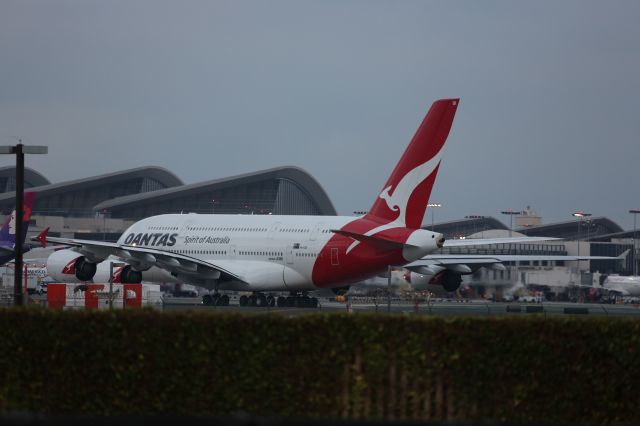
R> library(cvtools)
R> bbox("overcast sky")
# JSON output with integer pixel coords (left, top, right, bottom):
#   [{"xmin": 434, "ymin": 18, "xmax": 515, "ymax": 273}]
[{"xmin": 1, "ymin": 1, "xmax": 638, "ymax": 229}]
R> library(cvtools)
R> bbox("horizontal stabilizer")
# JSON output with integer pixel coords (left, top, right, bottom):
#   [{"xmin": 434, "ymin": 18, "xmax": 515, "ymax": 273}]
[{"xmin": 331, "ymin": 229, "xmax": 411, "ymax": 251}]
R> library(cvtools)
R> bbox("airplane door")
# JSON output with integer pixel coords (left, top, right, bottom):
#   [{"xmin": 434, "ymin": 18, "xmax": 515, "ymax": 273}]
[
  {"xmin": 310, "ymin": 222, "xmax": 323, "ymax": 241},
  {"xmin": 286, "ymin": 246, "xmax": 294, "ymax": 264},
  {"xmin": 331, "ymin": 247, "xmax": 339, "ymax": 266},
  {"xmin": 229, "ymin": 245, "xmax": 237, "ymax": 260},
  {"xmin": 268, "ymin": 222, "xmax": 281, "ymax": 239}
]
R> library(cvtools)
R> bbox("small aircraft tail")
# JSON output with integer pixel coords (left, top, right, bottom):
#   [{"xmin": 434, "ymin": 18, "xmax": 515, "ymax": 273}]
[
  {"xmin": 0, "ymin": 192, "xmax": 36, "ymax": 249},
  {"xmin": 367, "ymin": 99, "xmax": 459, "ymax": 229}
]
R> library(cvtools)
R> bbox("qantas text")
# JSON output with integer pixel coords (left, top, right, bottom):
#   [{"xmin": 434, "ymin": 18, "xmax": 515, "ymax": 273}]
[{"xmin": 123, "ymin": 233, "xmax": 178, "ymax": 247}]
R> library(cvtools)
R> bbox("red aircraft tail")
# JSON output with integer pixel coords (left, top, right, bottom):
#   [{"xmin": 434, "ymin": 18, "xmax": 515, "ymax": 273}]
[{"xmin": 367, "ymin": 98, "xmax": 459, "ymax": 229}]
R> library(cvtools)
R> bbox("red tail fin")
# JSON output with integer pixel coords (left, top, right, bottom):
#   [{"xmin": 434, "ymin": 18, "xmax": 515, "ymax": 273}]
[
  {"xmin": 37, "ymin": 227, "xmax": 49, "ymax": 248},
  {"xmin": 367, "ymin": 99, "xmax": 459, "ymax": 228}
]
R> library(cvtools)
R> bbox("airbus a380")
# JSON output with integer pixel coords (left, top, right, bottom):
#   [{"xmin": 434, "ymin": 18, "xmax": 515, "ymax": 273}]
[
  {"xmin": 37, "ymin": 99, "xmax": 563, "ymax": 307},
  {"xmin": 37, "ymin": 99, "xmax": 462, "ymax": 305}
]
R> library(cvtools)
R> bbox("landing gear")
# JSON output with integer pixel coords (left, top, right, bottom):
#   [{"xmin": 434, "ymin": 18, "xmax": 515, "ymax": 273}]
[
  {"xmin": 202, "ymin": 292, "xmax": 230, "ymax": 306},
  {"xmin": 239, "ymin": 292, "xmax": 276, "ymax": 307},
  {"xmin": 276, "ymin": 293, "xmax": 319, "ymax": 308}
]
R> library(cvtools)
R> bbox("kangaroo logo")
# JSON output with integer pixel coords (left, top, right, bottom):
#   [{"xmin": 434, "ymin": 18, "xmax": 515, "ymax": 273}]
[
  {"xmin": 345, "ymin": 146, "xmax": 444, "ymax": 255},
  {"xmin": 378, "ymin": 148, "xmax": 444, "ymax": 226}
]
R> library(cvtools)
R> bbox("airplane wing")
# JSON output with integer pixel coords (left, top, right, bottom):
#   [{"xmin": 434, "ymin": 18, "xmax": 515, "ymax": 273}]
[
  {"xmin": 404, "ymin": 253, "xmax": 623, "ymax": 274},
  {"xmin": 115, "ymin": 245, "xmax": 245, "ymax": 283},
  {"xmin": 420, "ymin": 254, "xmax": 626, "ymax": 262},
  {"xmin": 606, "ymin": 287, "xmax": 631, "ymax": 296},
  {"xmin": 32, "ymin": 234, "xmax": 246, "ymax": 284},
  {"xmin": 443, "ymin": 236, "xmax": 562, "ymax": 247}
]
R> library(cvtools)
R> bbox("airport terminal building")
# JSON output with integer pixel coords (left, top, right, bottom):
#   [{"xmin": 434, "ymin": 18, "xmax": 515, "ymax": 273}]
[{"xmin": 425, "ymin": 214, "xmax": 636, "ymax": 299}]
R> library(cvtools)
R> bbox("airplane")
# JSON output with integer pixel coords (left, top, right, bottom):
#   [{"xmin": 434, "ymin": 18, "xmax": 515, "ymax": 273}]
[
  {"xmin": 598, "ymin": 274, "xmax": 640, "ymax": 297},
  {"xmin": 35, "ymin": 98, "xmax": 462, "ymax": 306},
  {"xmin": 34, "ymin": 98, "xmax": 575, "ymax": 308},
  {"xmin": 354, "ymin": 250, "xmax": 624, "ymax": 296},
  {"xmin": 0, "ymin": 192, "xmax": 37, "ymax": 265},
  {"xmin": 402, "ymin": 252, "xmax": 626, "ymax": 294}
]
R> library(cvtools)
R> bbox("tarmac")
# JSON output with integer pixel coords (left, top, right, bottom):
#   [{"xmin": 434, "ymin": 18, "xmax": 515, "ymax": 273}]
[{"xmin": 161, "ymin": 297, "xmax": 640, "ymax": 317}]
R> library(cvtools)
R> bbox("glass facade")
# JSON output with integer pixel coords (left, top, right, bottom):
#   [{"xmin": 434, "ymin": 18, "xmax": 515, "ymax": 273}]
[
  {"xmin": 28, "ymin": 177, "xmax": 172, "ymax": 217},
  {"xmin": 108, "ymin": 177, "xmax": 324, "ymax": 220}
]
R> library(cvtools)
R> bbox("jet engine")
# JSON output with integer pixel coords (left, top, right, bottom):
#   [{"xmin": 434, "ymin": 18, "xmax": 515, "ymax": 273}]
[
  {"xmin": 46, "ymin": 249, "xmax": 142, "ymax": 283},
  {"xmin": 433, "ymin": 270, "xmax": 463, "ymax": 292},
  {"xmin": 405, "ymin": 269, "xmax": 463, "ymax": 292},
  {"xmin": 47, "ymin": 250, "xmax": 98, "ymax": 282}
]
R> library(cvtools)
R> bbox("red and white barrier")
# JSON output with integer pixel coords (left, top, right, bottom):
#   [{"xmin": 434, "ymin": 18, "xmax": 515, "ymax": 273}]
[{"xmin": 47, "ymin": 283, "xmax": 161, "ymax": 309}]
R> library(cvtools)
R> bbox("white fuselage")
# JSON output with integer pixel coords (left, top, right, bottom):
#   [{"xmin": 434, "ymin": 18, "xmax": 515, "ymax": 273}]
[
  {"xmin": 120, "ymin": 213, "xmax": 352, "ymax": 291},
  {"xmin": 116, "ymin": 212, "xmax": 440, "ymax": 291}
]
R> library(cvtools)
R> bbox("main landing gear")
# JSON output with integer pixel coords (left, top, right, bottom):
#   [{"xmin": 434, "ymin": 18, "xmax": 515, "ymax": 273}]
[
  {"xmin": 239, "ymin": 293, "xmax": 276, "ymax": 307},
  {"xmin": 276, "ymin": 293, "xmax": 319, "ymax": 308},
  {"xmin": 202, "ymin": 293, "xmax": 230, "ymax": 306}
]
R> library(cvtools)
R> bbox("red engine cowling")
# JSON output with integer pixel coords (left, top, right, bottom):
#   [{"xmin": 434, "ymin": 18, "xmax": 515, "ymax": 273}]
[{"xmin": 47, "ymin": 249, "xmax": 97, "ymax": 282}]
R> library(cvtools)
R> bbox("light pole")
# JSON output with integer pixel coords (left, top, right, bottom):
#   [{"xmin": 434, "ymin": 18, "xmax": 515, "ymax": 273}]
[
  {"xmin": 630, "ymin": 209, "xmax": 640, "ymax": 276},
  {"xmin": 572, "ymin": 211, "xmax": 592, "ymax": 285},
  {"xmin": 427, "ymin": 203, "xmax": 441, "ymax": 230},
  {"xmin": 501, "ymin": 209, "xmax": 521, "ymax": 282},
  {"xmin": 0, "ymin": 142, "xmax": 48, "ymax": 306},
  {"xmin": 500, "ymin": 209, "xmax": 521, "ymax": 238},
  {"xmin": 102, "ymin": 209, "xmax": 107, "ymax": 241}
]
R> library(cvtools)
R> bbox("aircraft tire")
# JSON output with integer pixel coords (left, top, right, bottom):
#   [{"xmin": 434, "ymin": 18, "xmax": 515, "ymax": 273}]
[
  {"xmin": 257, "ymin": 294, "xmax": 267, "ymax": 307},
  {"xmin": 212, "ymin": 294, "xmax": 221, "ymax": 306},
  {"xmin": 220, "ymin": 294, "xmax": 229, "ymax": 306},
  {"xmin": 239, "ymin": 295, "xmax": 248, "ymax": 306},
  {"xmin": 277, "ymin": 296, "xmax": 286, "ymax": 307},
  {"xmin": 202, "ymin": 294, "xmax": 213, "ymax": 306}
]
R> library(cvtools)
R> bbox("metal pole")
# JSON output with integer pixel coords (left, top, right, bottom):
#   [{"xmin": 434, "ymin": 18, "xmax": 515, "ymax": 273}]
[
  {"xmin": 14, "ymin": 143, "xmax": 24, "ymax": 306},
  {"xmin": 634, "ymin": 213, "xmax": 637, "ymax": 276},
  {"xmin": 109, "ymin": 261, "xmax": 114, "ymax": 310},
  {"xmin": 510, "ymin": 214, "xmax": 513, "ymax": 238},
  {"xmin": 577, "ymin": 218, "xmax": 581, "ymax": 284},
  {"xmin": 387, "ymin": 265, "xmax": 391, "ymax": 313}
]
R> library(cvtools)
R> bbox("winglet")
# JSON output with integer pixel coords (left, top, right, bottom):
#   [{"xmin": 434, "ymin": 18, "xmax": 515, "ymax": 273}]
[
  {"xmin": 36, "ymin": 227, "xmax": 49, "ymax": 248},
  {"xmin": 617, "ymin": 249, "xmax": 631, "ymax": 260}
]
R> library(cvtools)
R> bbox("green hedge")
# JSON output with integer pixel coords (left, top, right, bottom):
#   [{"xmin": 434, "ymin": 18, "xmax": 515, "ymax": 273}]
[{"xmin": 1, "ymin": 309, "xmax": 640, "ymax": 424}]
